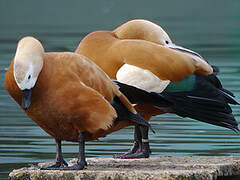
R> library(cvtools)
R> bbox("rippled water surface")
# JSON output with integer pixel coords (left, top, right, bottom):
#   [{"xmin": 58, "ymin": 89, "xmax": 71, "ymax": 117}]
[{"xmin": 0, "ymin": 0, "xmax": 240, "ymax": 179}]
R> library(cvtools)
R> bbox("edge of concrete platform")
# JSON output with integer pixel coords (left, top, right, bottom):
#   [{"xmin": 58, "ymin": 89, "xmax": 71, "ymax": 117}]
[{"xmin": 8, "ymin": 156, "xmax": 240, "ymax": 180}]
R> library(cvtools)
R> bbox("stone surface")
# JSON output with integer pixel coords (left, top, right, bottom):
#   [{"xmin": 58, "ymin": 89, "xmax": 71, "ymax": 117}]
[{"xmin": 8, "ymin": 156, "xmax": 240, "ymax": 180}]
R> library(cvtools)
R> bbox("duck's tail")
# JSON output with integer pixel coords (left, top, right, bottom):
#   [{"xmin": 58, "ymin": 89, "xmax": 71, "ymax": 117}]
[
  {"xmin": 162, "ymin": 88, "xmax": 239, "ymax": 132},
  {"xmin": 113, "ymin": 69, "xmax": 239, "ymax": 132},
  {"xmin": 164, "ymin": 69, "xmax": 239, "ymax": 132}
]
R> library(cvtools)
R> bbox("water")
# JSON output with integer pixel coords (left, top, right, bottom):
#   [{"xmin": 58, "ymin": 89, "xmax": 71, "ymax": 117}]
[{"xmin": 0, "ymin": 0, "xmax": 240, "ymax": 179}]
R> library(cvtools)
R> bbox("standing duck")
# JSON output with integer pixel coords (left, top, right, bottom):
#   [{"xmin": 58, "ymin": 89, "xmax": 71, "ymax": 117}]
[
  {"xmin": 75, "ymin": 19, "xmax": 239, "ymax": 159},
  {"xmin": 4, "ymin": 36, "xmax": 151, "ymax": 170}
]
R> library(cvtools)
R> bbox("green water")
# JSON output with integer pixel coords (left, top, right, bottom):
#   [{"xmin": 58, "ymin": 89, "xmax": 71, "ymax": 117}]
[{"xmin": 0, "ymin": 0, "xmax": 240, "ymax": 179}]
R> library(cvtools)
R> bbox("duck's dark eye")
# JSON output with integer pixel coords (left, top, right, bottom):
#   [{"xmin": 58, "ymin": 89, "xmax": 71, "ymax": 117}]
[
  {"xmin": 28, "ymin": 75, "xmax": 31, "ymax": 80},
  {"xmin": 165, "ymin": 40, "xmax": 169, "ymax": 44}
]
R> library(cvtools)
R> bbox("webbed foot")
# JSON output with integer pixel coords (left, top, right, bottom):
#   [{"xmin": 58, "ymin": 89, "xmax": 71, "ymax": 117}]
[
  {"xmin": 41, "ymin": 159, "xmax": 68, "ymax": 170},
  {"xmin": 55, "ymin": 160, "xmax": 86, "ymax": 170},
  {"xmin": 113, "ymin": 150, "xmax": 150, "ymax": 159}
]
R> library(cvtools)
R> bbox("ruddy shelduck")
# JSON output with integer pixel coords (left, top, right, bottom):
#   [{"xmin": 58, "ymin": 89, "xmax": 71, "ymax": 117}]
[
  {"xmin": 4, "ymin": 36, "xmax": 152, "ymax": 170},
  {"xmin": 75, "ymin": 19, "xmax": 239, "ymax": 158}
]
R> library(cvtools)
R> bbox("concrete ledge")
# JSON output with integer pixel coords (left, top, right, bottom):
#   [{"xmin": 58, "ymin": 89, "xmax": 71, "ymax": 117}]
[{"xmin": 9, "ymin": 156, "xmax": 240, "ymax": 180}]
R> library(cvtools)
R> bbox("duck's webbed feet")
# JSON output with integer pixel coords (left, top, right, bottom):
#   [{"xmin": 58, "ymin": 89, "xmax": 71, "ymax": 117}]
[
  {"xmin": 113, "ymin": 125, "xmax": 151, "ymax": 159},
  {"xmin": 41, "ymin": 159, "xmax": 68, "ymax": 170},
  {"xmin": 55, "ymin": 160, "xmax": 87, "ymax": 170},
  {"xmin": 113, "ymin": 140, "xmax": 140, "ymax": 158},
  {"xmin": 41, "ymin": 139, "xmax": 68, "ymax": 170},
  {"xmin": 43, "ymin": 132, "xmax": 87, "ymax": 170},
  {"xmin": 56, "ymin": 132, "xmax": 87, "ymax": 170},
  {"xmin": 41, "ymin": 133, "xmax": 87, "ymax": 170}
]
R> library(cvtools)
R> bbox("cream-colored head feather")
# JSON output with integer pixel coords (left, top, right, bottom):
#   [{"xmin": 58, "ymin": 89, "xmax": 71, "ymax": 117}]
[
  {"xmin": 115, "ymin": 19, "xmax": 211, "ymax": 73},
  {"xmin": 14, "ymin": 36, "xmax": 44, "ymax": 90},
  {"xmin": 114, "ymin": 19, "xmax": 172, "ymax": 45}
]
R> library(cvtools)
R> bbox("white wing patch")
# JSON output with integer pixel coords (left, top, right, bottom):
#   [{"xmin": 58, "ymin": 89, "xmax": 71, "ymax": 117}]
[{"xmin": 116, "ymin": 64, "xmax": 170, "ymax": 93}]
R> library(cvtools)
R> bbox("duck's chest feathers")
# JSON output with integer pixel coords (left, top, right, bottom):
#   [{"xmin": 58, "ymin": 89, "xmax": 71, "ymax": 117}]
[{"xmin": 116, "ymin": 64, "xmax": 170, "ymax": 93}]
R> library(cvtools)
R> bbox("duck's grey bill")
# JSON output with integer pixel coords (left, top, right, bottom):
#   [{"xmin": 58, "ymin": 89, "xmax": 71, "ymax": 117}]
[{"xmin": 22, "ymin": 89, "xmax": 32, "ymax": 109}]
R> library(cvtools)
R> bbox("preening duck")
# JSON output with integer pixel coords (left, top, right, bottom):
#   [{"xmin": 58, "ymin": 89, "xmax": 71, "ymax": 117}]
[
  {"xmin": 75, "ymin": 19, "xmax": 239, "ymax": 159},
  {"xmin": 4, "ymin": 36, "xmax": 151, "ymax": 170}
]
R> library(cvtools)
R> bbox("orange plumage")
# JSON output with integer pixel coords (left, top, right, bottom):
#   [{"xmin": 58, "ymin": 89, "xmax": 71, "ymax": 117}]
[
  {"xmin": 75, "ymin": 20, "xmax": 213, "ymax": 123},
  {"xmin": 5, "ymin": 37, "xmax": 138, "ymax": 142},
  {"xmin": 75, "ymin": 20, "xmax": 238, "ymax": 160},
  {"xmin": 5, "ymin": 36, "xmax": 152, "ymax": 169}
]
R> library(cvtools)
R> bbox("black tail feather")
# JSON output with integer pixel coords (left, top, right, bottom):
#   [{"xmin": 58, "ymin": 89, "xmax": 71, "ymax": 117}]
[
  {"xmin": 219, "ymin": 90, "xmax": 239, "ymax": 105},
  {"xmin": 111, "ymin": 96, "xmax": 155, "ymax": 133},
  {"xmin": 205, "ymin": 67, "xmax": 238, "ymax": 104},
  {"xmin": 162, "ymin": 73, "xmax": 239, "ymax": 132},
  {"xmin": 113, "ymin": 80, "xmax": 172, "ymax": 107},
  {"xmin": 128, "ymin": 113, "xmax": 155, "ymax": 133},
  {"xmin": 112, "ymin": 68, "xmax": 239, "ymax": 133},
  {"xmin": 180, "ymin": 95, "xmax": 232, "ymax": 113},
  {"xmin": 165, "ymin": 94, "xmax": 239, "ymax": 132},
  {"xmin": 210, "ymin": 66, "xmax": 236, "ymax": 98}
]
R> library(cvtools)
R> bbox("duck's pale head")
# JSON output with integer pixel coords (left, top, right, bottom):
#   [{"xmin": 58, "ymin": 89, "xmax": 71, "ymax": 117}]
[
  {"xmin": 13, "ymin": 36, "xmax": 44, "ymax": 109},
  {"xmin": 115, "ymin": 19, "xmax": 206, "ymax": 59},
  {"xmin": 114, "ymin": 19, "xmax": 173, "ymax": 46}
]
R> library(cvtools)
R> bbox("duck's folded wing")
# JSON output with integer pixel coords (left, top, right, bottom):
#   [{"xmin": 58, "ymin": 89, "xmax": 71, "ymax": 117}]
[
  {"xmin": 70, "ymin": 53, "xmax": 138, "ymax": 115},
  {"xmin": 75, "ymin": 85, "xmax": 117, "ymax": 132},
  {"xmin": 111, "ymin": 39, "xmax": 213, "ymax": 82}
]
